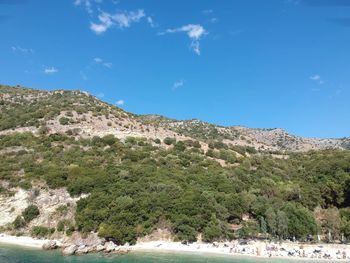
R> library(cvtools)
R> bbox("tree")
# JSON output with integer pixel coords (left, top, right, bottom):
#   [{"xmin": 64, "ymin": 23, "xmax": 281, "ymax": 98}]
[
  {"xmin": 283, "ymin": 203, "xmax": 317, "ymax": 239},
  {"xmin": 265, "ymin": 207, "xmax": 277, "ymax": 236},
  {"xmin": 163, "ymin": 137, "xmax": 176, "ymax": 145},
  {"xmin": 203, "ymin": 217, "xmax": 223, "ymax": 242},
  {"xmin": 154, "ymin": 138, "xmax": 161, "ymax": 144},
  {"xmin": 174, "ymin": 141, "xmax": 186, "ymax": 151},
  {"xmin": 276, "ymin": 210, "xmax": 288, "ymax": 239},
  {"xmin": 259, "ymin": 216, "xmax": 267, "ymax": 237}
]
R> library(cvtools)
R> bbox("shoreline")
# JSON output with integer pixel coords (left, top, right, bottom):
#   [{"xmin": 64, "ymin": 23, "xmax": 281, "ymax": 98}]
[
  {"xmin": 0, "ymin": 233, "xmax": 51, "ymax": 248},
  {"xmin": 1, "ymin": 233, "xmax": 350, "ymax": 261},
  {"xmin": 130, "ymin": 241, "xmax": 350, "ymax": 261}
]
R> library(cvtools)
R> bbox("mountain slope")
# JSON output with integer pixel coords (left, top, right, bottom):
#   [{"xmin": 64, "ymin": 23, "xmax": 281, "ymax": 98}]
[
  {"xmin": 1, "ymin": 84, "xmax": 350, "ymax": 247},
  {"xmin": 1, "ymin": 84, "xmax": 349, "ymax": 153}
]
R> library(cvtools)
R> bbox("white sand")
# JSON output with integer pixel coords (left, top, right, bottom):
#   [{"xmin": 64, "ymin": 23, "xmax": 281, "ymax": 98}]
[
  {"xmin": 0, "ymin": 233, "xmax": 49, "ymax": 248},
  {"xmin": 129, "ymin": 240, "xmax": 350, "ymax": 261},
  {"xmin": 1, "ymin": 234, "xmax": 350, "ymax": 261}
]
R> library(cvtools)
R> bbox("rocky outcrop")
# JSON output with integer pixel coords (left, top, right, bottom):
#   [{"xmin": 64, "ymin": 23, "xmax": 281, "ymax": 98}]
[
  {"xmin": 62, "ymin": 245, "xmax": 78, "ymax": 256},
  {"xmin": 42, "ymin": 240, "xmax": 58, "ymax": 250},
  {"xmin": 0, "ymin": 188, "xmax": 29, "ymax": 226},
  {"xmin": 104, "ymin": 241, "xmax": 117, "ymax": 252}
]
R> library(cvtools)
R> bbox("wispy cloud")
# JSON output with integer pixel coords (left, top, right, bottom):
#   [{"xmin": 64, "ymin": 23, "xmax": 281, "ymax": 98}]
[
  {"xmin": 172, "ymin": 80, "xmax": 185, "ymax": 90},
  {"xmin": 202, "ymin": 9, "xmax": 213, "ymax": 14},
  {"xmin": 74, "ymin": 0, "xmax": 93, "ymax": 14},
  {"xmin": 309, "ymin": 74, "xmax": 324, "ymax": 84},
  {"xmin": 147, "ymin": 16, "xmax": 156, "ymax": 27},
  {"xmin": 44, "ymin": 67, "xmax": 58, "ymax": 74},
  {"xmin": 90, "ymin": 9, "xmax": 146, "ymax": 34},
  {"xmin": 162, "ymin": 24, "xmax": 207, "ymax": 55},
  {"xmin": 309, "ymin": 75, "xmax": 320, "ymax": 81},
  {"xmin": 94, "ymin": 57, "xmax": 112, "ymax": 68},
  {"xmin": 11, "ymin": 46, "xmax": 34, "ymax": 54},
  {"xmin": 115, "ymin": 99, "xmax": 124, "ymax": 106}
]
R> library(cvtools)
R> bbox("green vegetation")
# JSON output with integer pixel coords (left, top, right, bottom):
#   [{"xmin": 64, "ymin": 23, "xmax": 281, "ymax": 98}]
[
  {"xmin": 13, "ymin": 216, "xmax": 26, "ymax": 229},
  {"xmin": 22, "ymin": 205, "xmax": 40, "ymax": 223},
  {"xmin": 31, "ymin": 226, "xmax": 54, "ymax": 238},
  {"xmin": 0, "ymin": 85, "xmax": 129, "ymax": 131},
  {"xmin": 1, "ymin": 85, "xmax": 350, "ymax": 245},
  {"xmin": 1, "ymin": 131, "xmax": 350, "ymax": 244}
]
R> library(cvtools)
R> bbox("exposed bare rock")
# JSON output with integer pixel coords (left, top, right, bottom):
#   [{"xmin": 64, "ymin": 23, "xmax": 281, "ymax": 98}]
[
  {"xmin": 96, "ymin": 244, "xmax": 105, "ymax": 252},
  {"xmin": 137, "ymin": 228, "xmax": 173, "ymax": 242},
  {"xmin": 62, "ymin": 245, "xmax": 78, "ymax": 256},
  {"xmin": 1, "ymin": 85, "xmax": 348, "ymax": 153},
  {"xmin": 0, "ymin": 188, "xmax": 29, "ymax": 226},
  {"xmin": 42, "ymin": 240, "xmax": 58, "ymax": 250},
  {"xmin": 104, "ymin": 241, "xmax": 117, "ymax": 252}
]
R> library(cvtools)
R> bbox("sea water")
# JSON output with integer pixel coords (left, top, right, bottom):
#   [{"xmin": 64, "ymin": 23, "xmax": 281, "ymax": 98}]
[{"xmin": 0, "ymin": 244, "xmax": 325, "ymax": 263}]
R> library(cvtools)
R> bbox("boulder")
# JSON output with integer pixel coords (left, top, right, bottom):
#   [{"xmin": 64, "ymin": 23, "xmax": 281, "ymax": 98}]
[
  {"xmin": 96, "ymin": 244, "xmax": 105, "ymax": 252},
  {"xmin": 42, "ymin": 240, "xmax": 58, "ymax": 250},
  {"xmin": 62, "ymin": 245, "xmax": 78, "ymax": 256},
  {"xmin": 104, "ymin": 241, "xmax": 117, "ymax": 252},
  {"xmin": 75, "ymin": 245, "xmax": 89, "ymax": 255}
]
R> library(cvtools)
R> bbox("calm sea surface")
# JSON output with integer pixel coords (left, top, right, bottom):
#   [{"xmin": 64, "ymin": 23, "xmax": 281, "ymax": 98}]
[{"xmin": 0, "ymin": 244, "xmax": 325, "ymax": 263}]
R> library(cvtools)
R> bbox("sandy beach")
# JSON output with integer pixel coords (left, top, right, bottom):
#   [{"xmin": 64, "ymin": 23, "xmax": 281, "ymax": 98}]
[
  {"xmin": 1, "ymin": 233, "xmax": 350, "ymax": 261},
  {"xmin": 0, "ymin": 233, "xmax": 51, "ymax": 248},
  {"xmin": 130, "ymin": 240, "xmax": 350, "ymax": 261}
]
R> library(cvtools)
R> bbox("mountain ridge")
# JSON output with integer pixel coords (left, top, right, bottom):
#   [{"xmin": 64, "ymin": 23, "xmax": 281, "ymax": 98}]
[{"xmin": 1, "ymin": 84, "xmax": 349, "ymax": 153}]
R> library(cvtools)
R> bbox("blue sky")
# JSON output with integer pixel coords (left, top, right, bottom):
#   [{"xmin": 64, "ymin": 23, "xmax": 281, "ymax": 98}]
[{"xmin": 0, "ymin": 0, "xmax": 349, "ymax": 138}]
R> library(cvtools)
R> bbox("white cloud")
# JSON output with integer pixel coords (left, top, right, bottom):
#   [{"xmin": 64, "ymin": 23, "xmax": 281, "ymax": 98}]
[
  {"xmin": 309, "ymin": 75, "xmax": 320, "ymax": 81},
  {"xmin": 164, "ymin": 24, "xmax": 207, "ymax": 55},
  {"xmin": 202, "ymin": 9, "xmax": 213, "ymax": 14},
  {"xmin": 147, "ymin": 16, "xmax": 155, "ymax": 27},
  {"xmin": 115, "ymin": 99, "xmax": 124, "ymax": 106},
  {"xmin": 44, "ymin": 67, "xmax": 58, "ymax": 74},
  {"xmin": 94, "ymin": 57, "xmax": 112, "ymax": 68},
  {"xmin": 90, "ymin": 22, "xmax": 109, "ymax": 34},
  {"xmin": 103, "ymin": 62, "xmax": 112, "ymax": 68},
  {"xmin": 90, "ymin": 9, "xmax": 146, "ymax": 34},
  {"xmin": 309, "ymin": 74, "xmax": 324, "ymax": 85},
  {"xmin": 11, "ymin": 46, "xmax": 34, "ymax": 54},
  {"xmin": 172, "ymin": 80, "xmax": 185, "ymax": 90},
  {"xmin": 94, "ymin": 57, "xmax": 103, "ymax": 63},
  {"xmin": 74, "ymin": 0, "xmax": 93, "ymax": 14}
]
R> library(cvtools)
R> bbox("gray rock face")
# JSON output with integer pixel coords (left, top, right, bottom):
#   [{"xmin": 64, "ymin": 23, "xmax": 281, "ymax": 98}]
[
  {"xmin": 42, "ymin": 240, "xmax": 58, "ymax": 250},
  {"xmin": 62, "ymin": 245, "xmax": 78, "ymax": 256},
  {"xmin": 104, "ymin": 241, "xmax": 117, "ymax": 252},
  {"xmin": 76, "ymin": 245, "xmax": 89, "ymax": 254},
  {"xmin": 96, "ymin": 244, "xmax": 105, "ymax": 252}
]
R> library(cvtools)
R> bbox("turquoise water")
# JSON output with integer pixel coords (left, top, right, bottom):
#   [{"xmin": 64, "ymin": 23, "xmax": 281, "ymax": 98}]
[{"xmin": 0, "ymin": 244, "xmax": 324, "ymax": 263}]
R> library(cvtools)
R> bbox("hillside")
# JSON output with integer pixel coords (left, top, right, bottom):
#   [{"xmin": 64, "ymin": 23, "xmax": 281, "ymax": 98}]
[
  {"xmin": 1, "ymin": 85, "xmax": 349, "ymax": 153},
  {"xmin": 139, "ymin": 115, "xmax": 350, "ymax": 152},
  {"xmin": 0, "ymin": 84, "xmax": 350, "ymax": 249}
]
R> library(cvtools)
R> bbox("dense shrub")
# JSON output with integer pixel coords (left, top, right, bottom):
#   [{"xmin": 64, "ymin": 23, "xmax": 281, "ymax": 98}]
[
  {"xmin": 13, "ymin": 216, "xmax": 26, "ymax": 229},
  {"xmin": 31, "ymin": 226, "xmax": 54, "ymax": 237},
  {"xmin": 22, "ymin": 205, "xmax": 40, "ymax": 223}
]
